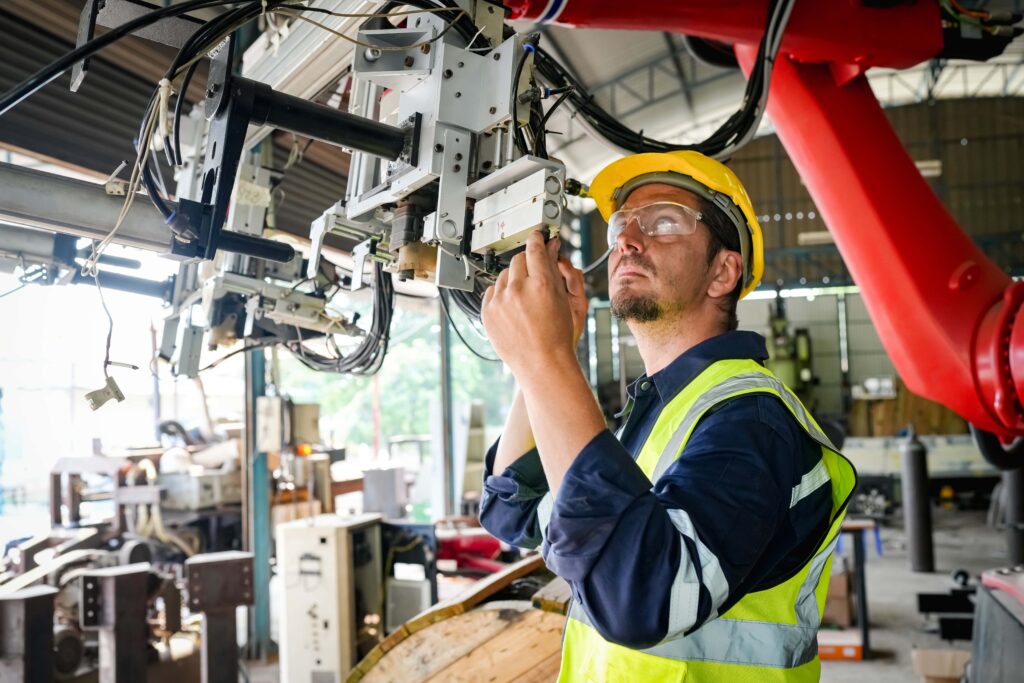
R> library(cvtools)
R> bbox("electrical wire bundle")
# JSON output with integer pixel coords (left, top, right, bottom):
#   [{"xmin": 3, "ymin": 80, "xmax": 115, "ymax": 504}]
[
  {"xmin": 288, "ymin": 262, "xmax": 395, "ymax": 375},
  {"xmin": 529, "ymin": 0, "xmax": 795, "ymax": 160},
  {"xmin": 940, "ymin": 0, "xmax": 1023, "ymax": 35}
]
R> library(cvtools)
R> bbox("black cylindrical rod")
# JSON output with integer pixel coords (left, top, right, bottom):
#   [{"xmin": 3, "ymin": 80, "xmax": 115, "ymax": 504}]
[
  {"xmin": 252, "ymin": 80, "xmax": 406, "ymax": 161},
  {"xmin": 900, "ymin": 430, "xmax": 935, "ymax": 572},
  {"xmin": 216, "ymin": 231, "xmax": 295, "ymax": 264}
]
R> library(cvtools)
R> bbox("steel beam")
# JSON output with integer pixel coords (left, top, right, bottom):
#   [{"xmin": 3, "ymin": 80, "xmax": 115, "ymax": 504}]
[
  {"xmin": 0, "ymin": 163, "xmax": 169, "ymax": 253},
  {"xmin": 185, "ymin": 552, "xmax": 254, "ymax": 683},
  {"xmin": 79, "ymin": 564, "xmax": 151, "ymax": 683},
  {"xmin": 0, "ymin": 585, "xmax": 57, "ymax": 683},
  {"xmin": 243, "ymin": 349, "xmax": 273, "ymax": 658}
]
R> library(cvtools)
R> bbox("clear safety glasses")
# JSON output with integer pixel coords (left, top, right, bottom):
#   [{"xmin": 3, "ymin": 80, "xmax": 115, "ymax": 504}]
[{"xmin": 606, "ymin": 201, "xmax": 704, "ymax": 248}]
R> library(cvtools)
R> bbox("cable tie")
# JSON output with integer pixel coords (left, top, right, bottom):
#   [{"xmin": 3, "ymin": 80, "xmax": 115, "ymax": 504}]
[{"xmin": 157, "ymin": 78, "xmax": 173, "ymax": 140}]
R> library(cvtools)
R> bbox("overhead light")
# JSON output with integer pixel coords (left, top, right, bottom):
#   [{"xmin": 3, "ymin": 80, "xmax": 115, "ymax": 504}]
[
  {"xmin": 915, "ymin": 159, "xmax": 943, "ymax": 178},
  {"xmin": 797, "ymin": 231, "xmax": 834, "ymax": 246}
]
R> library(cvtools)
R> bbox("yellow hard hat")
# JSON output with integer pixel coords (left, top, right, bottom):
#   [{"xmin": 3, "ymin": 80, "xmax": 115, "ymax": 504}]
[{"xmin": 589, "ymin": 150, "xmax": 764, "ymax": 299}]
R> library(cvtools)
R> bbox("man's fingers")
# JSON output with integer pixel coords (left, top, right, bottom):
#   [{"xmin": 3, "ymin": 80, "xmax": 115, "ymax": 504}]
[
  {"xmin": 493, "ymin": 267, "xmax": 509, "ymax": 293},
  {"xmin": 547, "ymin": 234, "xmax": 560, "ymax": 264},
  {"xmin": 525, "ymin": 231, "xmax": 553, "ymax": 281},
  {"xmin": 558, "ymin": 257, "xmax": 584, "ymax": 297},
  {"xmin": 508, "ymin": 252, "xmax": 527, "ymax": 282}
]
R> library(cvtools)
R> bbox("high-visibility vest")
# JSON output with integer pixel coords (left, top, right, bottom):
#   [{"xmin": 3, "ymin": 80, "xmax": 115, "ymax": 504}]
[{"xmin": 556, "ymin": 358, "xmax": 858, "ymax": 682}]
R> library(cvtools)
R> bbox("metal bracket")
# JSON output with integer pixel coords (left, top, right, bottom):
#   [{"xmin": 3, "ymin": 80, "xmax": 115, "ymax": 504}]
[
  {"xmin": 351, "ymin": 238, "xmax": 379, "ymax": 291},
  {"xmin": 186, "ymin": 551, "xmax": 254, "ymax": 683},
  {"xmin": 0, "ymin": 586, "xmax": 58, "ymax": 683},
  {"xmin": 79, "ymin": 563, "xmax": 151, "ymax": 682}
]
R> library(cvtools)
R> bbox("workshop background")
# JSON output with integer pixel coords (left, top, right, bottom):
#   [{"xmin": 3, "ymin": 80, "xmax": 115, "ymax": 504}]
[{"xmin": 1, "ymin": 1, "xmax": 1024, "ymax": 682}]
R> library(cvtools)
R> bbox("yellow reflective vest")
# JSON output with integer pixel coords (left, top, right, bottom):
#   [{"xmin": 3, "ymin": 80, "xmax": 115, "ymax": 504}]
[{"xmin": 559, "ymin": 358, "xmax": 857, "ymax": 682}]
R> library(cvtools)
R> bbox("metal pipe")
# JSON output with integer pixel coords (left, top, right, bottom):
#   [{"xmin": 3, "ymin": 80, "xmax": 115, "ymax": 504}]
[
  {"xmin": 0, "ymin": 163, "xmax": 169, "ymax": 253},
  {"xmin": 71, "ymin": 270, "xmax": 174, "ymax": 301},
  {"xmin": 439, "ymin": 301, "xmax": 455, "ymax": 517},
  {"xmin": 1004, "ymin": 468, "xmax": 1024, "ymax": 564},
  {"xmin": 252, "ymin": 81, "xmax": 407, "ymax": 161},
  {"xmin": 900, "ymin": 431, "xmax": 935, "ymax": 573}
]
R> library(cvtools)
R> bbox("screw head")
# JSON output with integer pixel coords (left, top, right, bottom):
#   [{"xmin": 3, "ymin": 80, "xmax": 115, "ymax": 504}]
[
  {"xmin": 489, "ymin": 106, "xmax": 497, "ymax": 114},
  {"xmin": 443, "ymin": 69, "xmax": 453, "ymax": 79},
  {"xmin": 453, "ymin": 164, "xmax": 462, "ymax": 173},
  {"xmin": 455, "ymin": 92, "xmax": 461, "ymax": 98},
  {"xmin": 454, "ymin": 153, "xmax": 463, "ymax": 161},
  {"xmin": 403, "ymin": 56, "xmax": 415, "ymax": 68},
  {"xmin": 420, "ymin": 43, "xmax": 431, "ymax": 54},
  {"xmin": 434, "ymin": 143, "xmax": 444, "ymax": 153},
  {"xmin": 493, "ymin": 53, "xmax": 501, "ymax": 61}
]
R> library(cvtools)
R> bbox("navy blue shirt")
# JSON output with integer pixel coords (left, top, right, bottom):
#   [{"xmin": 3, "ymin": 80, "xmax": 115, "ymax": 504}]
[{"xmin": 479, "ymin": 330, "xmax": 832, "ymax": 648}]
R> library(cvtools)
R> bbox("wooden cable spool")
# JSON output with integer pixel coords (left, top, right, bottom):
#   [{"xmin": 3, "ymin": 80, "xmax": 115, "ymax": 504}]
[{"xmin": 349, "ymin": 556, "xmax": 573, "ymax": 683}]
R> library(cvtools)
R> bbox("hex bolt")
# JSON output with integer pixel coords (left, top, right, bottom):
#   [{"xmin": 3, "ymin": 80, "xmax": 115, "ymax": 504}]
[
  {"xmin": 434, "ymin": 143, "xmax": 444, "ymax": 153},
  {"xmin": 404, "ymin": 56, "xmax": 415, "ymax": 68},
  {"xmin": 443, "ymin": 69, "xmax": 454, "ymax": 79}
]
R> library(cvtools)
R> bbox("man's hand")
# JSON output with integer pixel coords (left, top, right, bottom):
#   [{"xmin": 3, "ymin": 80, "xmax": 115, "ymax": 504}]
[
  {"xmin": 484, "ymin": 231, "xmax": 604, "ymax": 494},
  {"xmin": 558, "ymin": 254, "xmax": 587, "ymax": 345},
  {"xmin": 482, "ymin": 232, "xmax": 578, "ymax": 380}
]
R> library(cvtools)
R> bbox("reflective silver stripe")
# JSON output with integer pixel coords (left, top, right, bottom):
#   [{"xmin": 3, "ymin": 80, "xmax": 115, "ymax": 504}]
[
  {"xmin": 537, "ymin": 492, "xmax": 554, "ymax": 542},
  {"xmin": 651, "ymin": 372, "xmax": 836, "ymax": 485},
  {"xmin": 665, "ymin": 509, "xmax": 730, "ymax": 633},
  {"xmin": 566, "ymin": 534, "xmax": 840, "ymax": 667},
  {"xmin": 791, "ymin": 459, "xmax": 831, "ymax": 508}
]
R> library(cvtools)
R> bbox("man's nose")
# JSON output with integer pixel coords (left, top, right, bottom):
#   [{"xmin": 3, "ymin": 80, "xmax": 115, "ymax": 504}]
[{"xmin": 615, "ymin": 215, "xmax": 645, "ymax": 253}]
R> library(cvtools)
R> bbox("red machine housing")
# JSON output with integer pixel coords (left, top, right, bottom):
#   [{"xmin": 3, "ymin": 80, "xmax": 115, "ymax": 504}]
[{"xmin": 505, "ymin": 0, "xmax": 1024, "ymax": 442}]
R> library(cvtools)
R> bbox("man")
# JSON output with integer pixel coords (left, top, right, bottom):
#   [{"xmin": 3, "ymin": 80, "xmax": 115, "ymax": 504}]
[{"xmin": 478, "ymin": 150, "xmax": 856, "ymax": 682}]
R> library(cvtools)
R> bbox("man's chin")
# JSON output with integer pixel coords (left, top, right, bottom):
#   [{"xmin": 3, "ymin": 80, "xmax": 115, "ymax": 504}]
[{"xmin": 610, "ymin": 293, "xmax": 662, "ymax": 322}]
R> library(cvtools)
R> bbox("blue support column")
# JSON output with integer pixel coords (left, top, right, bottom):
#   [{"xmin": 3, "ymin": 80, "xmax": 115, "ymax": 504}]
[
  {"xmin": 244, "ymin": 347, "xmax": 274, "ymax": 658},
  {"xmin": 439, "ymin": 301, "xmax": 456, "ymax": 517}
]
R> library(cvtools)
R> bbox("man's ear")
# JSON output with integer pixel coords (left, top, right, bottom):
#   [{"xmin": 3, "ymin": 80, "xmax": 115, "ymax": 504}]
[{"xmin": 707, "ymin": 250, "xmax": 742, "ymax": 300}]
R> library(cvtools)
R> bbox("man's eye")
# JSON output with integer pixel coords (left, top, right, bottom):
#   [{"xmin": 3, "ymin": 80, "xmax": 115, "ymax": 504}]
[{"xmin": 653, "ymin": 217, "xmax": 677, "ymax": 233}]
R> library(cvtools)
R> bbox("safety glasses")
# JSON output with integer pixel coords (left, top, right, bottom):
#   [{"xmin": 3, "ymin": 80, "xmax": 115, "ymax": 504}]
[{"xmin": 606, "ymin": 201, "xmax": 704, "ymax": 248}]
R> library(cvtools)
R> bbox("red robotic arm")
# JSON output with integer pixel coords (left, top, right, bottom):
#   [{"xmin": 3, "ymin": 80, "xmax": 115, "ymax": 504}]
[{"xmin": 506, "ymin": 0, "xmax": 1024, "ymax": 445}]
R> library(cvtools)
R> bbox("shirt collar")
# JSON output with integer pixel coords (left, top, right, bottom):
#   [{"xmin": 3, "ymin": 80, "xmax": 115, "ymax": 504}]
[{"xmin": 627, "ymin": 330, "xmax": 769, "ymax": 404}]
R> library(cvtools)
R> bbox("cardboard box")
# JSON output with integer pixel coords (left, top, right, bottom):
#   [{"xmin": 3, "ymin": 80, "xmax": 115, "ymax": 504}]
[
  {"xmin": 911, "ymin": 648, "xmax": 971, "ymax": 683},
  {"xmin": 822, "ymin": 562, "xmax": 854, "ymax": 628},
  {"xmin": 817, "ymin": 629, "xmax": 862, "ymax": 661}
]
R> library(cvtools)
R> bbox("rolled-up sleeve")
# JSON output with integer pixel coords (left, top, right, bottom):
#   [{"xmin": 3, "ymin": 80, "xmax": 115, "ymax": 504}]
[
  {"xmin": 543, "ymin": 397, "xmax": 798, "ymax": 649},
  {"xmin": 479, "ymin": 439, "xmax": 550, "ymax": 549}
]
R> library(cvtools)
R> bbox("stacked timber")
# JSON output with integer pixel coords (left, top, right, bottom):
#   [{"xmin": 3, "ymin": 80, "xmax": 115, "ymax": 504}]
[{"xmin": 847, "ymin": 380, "xmax": 967, "ymax": 437}]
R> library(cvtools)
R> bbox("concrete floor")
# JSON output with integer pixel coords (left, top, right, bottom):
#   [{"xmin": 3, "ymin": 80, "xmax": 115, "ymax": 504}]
[
  {"xmin": 823, "ymin": 508, "xmax": 1006, "ymax": 683},
  {"xmin": 249, "ymin": 508, "xmax": 1007, "ymax": 682}
]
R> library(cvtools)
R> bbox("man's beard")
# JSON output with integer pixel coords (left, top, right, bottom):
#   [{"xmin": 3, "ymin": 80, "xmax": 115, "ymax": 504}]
[
  {"xmin": 611, "ymin": 292, "xmax": 662, "ymax": 322},
  {"xmin": 610, "ymin": 254, "xmax": 662, "ymax": 322}
]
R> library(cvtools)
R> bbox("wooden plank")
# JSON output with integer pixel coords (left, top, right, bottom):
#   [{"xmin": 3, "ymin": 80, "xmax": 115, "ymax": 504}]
[
  {"xmin": 356, "ymin": 602, "xmax": 533, "ymax": 683},
  {"xmin": 532, "ymin": 577, "xmax": 572, "ymax": 615},
  {"xmin": 513, "ymin": 651, "xmax": 563, "ymax": 683},
  {"xmin": 424, "ymin": 608, "xmax": 565, "ymax": 682}
]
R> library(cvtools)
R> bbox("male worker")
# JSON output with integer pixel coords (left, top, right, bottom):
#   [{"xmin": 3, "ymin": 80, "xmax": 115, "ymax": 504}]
[{"xmin": 478, "ymin": 150, "xmax": 856, "ymax": 682}]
